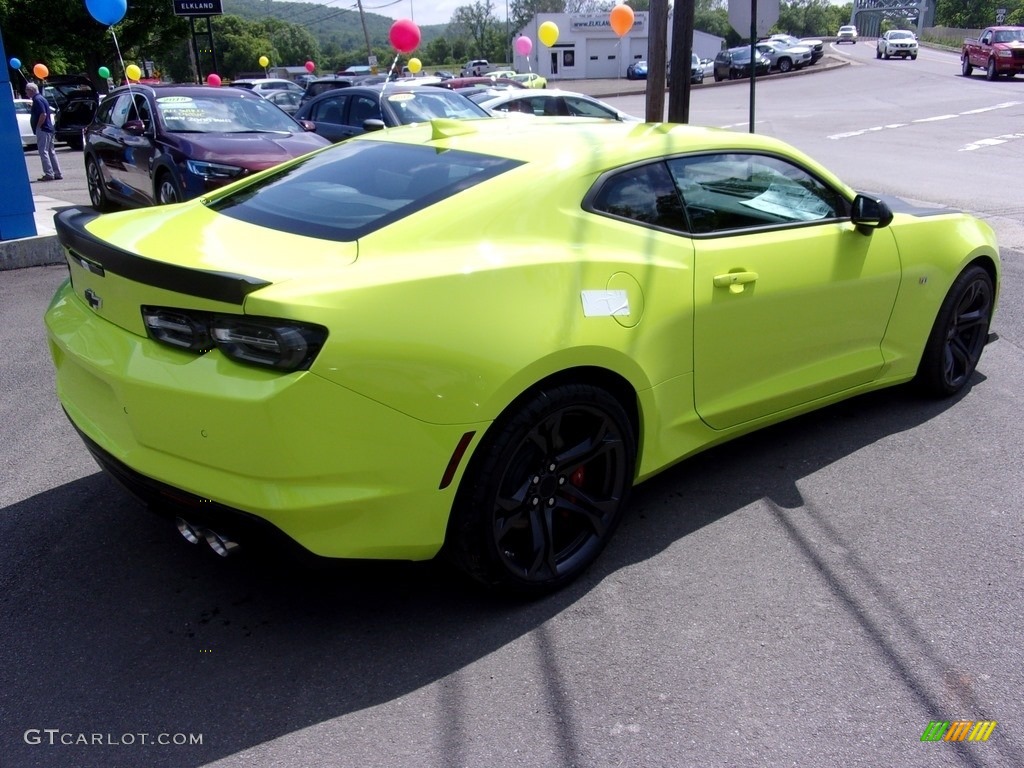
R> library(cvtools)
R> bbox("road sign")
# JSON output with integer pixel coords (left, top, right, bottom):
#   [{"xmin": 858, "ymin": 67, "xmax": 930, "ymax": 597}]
[
  {"xmin": 729, "ymin": 0, "xmax": 780, "ymax": 38},
  {"xmin": 996, "ymin": 8, "xmax": 1006, "ymax": 23}
]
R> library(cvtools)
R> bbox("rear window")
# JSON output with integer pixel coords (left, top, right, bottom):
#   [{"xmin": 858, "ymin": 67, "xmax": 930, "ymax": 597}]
[{"xmin": 208, "ymin": 141, "xmax": 521, "ymax": 241}]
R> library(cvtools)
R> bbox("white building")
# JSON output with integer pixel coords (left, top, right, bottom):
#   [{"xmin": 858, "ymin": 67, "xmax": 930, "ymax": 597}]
[{"xmin": 514, "ymin": 12, "xmax": 725, "ymax": 81}]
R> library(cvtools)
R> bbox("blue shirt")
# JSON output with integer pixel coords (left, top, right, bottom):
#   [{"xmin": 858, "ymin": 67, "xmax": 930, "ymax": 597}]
[{"xmin": 30, "ymin": 93, "xmax": 53, "ymax": 133}]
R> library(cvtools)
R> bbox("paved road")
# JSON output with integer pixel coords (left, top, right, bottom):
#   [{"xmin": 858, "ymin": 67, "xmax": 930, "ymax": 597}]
[{"xmin": 3, "ymin": 53, "xmax": 1023, "ymax": 768}]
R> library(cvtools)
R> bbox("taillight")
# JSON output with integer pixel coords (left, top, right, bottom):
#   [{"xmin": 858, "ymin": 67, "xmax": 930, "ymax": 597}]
[{"xmin": 142, "ymin": 306, "xmax": 327, "ymax": 372}]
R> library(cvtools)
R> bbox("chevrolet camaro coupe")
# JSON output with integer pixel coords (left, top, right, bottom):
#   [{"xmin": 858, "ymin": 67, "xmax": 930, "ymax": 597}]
[{"xmin": 46, "ymin": 119, "xmax": 1001, "ymax": 594}]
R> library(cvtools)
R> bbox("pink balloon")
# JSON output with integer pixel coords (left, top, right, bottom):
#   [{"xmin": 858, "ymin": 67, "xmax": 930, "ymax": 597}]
[
  {"xmin": 206, "ymin": 73, "xmax": 221, "ymax": 87},
  {"xmin": 304, "ymin": 61, "xmax": 315, "ymax": 73},
  {"xmin": 515, "ymin": 36, "xmax": 533, "ymax": 56},
  {"xmin": 389, "ymin": 18, "xmax": 421, "ymax": 54}
]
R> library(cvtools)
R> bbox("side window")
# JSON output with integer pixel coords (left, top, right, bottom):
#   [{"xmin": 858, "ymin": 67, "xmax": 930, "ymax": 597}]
[
  {"xmin": 666, "ymin": 153, "xmax": 844, "ymax": 235},
  {"xmin": 96, "ymin": 96, "xmax": 120, "ymax": 126},
  {"xmin": 312, "ymin": 95, "xmax": 347, "ymax": 124},
  {"xmin": 349, "ymin": 95, "xmax": 381, "ymax": 125},
  {"xmin": 564, "ymin": 96, "xmax": 616, "ymax": 119},
  {"xmin": 109, "ymin": 94, "xmax": 134, "ymax": 128},
  {"xmin": 591, "ymin": 162, "xmax": 686, "ymax": 231}
]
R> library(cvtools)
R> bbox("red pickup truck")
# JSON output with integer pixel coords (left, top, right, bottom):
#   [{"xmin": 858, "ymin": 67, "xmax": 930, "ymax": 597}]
[{"xmin": 962, "ymin": 26, "xmax": 1024, "ymax": 80}]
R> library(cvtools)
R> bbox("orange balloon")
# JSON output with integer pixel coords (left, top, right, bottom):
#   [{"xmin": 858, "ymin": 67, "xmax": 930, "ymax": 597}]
[
  {"xmin": 33, "ymin": 63, "xmax": 49, "ymax": 79},
  {"xmin": 609, "ymin": 4, "xmax": 634, "ymax": 37}
]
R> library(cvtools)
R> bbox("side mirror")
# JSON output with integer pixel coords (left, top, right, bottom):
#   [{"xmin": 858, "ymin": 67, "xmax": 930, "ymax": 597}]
[
  {"xmin": 362, "ymin": 118, "xmax": 386, "ymax": 132},
  {"xmin": 851, "ymin": 194, "xmax": 893, "ymax": 234},
  {"xmin": 298, "ymin": 119, "xmax": 317, "ymax": 132},
  {"xmin": 123, "ymin": 119, "xmax": 146, "ymax": 136}
]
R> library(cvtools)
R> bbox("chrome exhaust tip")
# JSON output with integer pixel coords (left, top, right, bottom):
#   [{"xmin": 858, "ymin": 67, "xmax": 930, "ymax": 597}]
[
  {"xmin": 204, "ymin": 529, "xmax": 240, "ymax": 557},
  {"xmin": 176, "ymin": 517, "xmax": 202, "ymax": 545}
]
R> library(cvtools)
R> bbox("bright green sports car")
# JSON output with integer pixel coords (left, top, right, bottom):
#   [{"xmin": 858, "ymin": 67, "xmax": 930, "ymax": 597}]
[{"xmin": 46, "ymin": 118, "xmax": 1000, "ymax": 594}]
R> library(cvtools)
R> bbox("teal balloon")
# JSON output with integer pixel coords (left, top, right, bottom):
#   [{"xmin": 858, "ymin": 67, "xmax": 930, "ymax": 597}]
[
  {"xmin": 98, "ymin": 66, "xmax": 110, "ymax": 79},
  {"xmin": 85, "ymin": 0, "xmax": 127, "ymax": 26},
  {"xmin": 9, "ymin": 57, "xmax": 21, "ymax": 70}
]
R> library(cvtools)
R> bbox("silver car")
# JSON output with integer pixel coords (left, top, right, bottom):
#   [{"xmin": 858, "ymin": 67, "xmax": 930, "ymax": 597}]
[
  {"xmin": 478, "ymin": 90, "xmax": 641, "ymax": 122},
  {"xmin": 755, "ymin": 41, "xmax": 813, "ymax": 72}
]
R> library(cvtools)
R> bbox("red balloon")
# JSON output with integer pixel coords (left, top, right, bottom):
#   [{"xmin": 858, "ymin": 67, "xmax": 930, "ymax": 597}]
[
  {"xmin": 389, "ymin": 18, "xmax": 421, "ymax": 54},
  {"xmin": 304, "ymin": 61, "xmax": 315, "ymax": 73},
  {"xmin": 206, "ymin": 73, "xmax": 221, "ymax": 87}
]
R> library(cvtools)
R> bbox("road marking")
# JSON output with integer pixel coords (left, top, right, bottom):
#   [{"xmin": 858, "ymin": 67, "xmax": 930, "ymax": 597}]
[
  {"xmin": 828, "ymin": 101, "xmax": 1021, "ymax": 140},
  {"xmin": 960, "ymin": 133, "xmax": 1024, "ymax": 151}
]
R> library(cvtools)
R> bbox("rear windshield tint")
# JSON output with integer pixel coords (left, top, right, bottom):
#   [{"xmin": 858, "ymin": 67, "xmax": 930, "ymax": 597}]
[{"xmin": 208, "ymin": 141, "xmax": 520, "ymax": 241}]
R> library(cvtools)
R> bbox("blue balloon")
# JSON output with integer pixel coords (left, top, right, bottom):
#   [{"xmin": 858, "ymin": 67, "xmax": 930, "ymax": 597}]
[
  {"xmin": 85, "ymin": 0, "xmax": 127, "ymax": 26},
  {"xmin": 9, "ymin": 58, "xmax": 22, "ymax": 70}
]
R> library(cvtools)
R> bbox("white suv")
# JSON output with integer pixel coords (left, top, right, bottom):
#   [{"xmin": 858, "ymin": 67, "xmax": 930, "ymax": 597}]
[
  {"xmin": 876, "ymin": 30, "xmax": 918, "ymax": 60},
  {"xmin": 836, "ymin": 25, "xmax": 858, "ymax": 44}
]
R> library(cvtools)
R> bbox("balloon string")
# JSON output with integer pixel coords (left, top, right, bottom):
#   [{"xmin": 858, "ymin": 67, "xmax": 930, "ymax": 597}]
[{"xmin": 109, "ymin": 28, "xmax": 135, "ymax": 100}]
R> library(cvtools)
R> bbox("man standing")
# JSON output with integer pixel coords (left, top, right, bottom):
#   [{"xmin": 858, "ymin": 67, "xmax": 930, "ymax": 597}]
[{"xmin": 26, "ymin": 82, "xmax": 62, "ymax": 182}]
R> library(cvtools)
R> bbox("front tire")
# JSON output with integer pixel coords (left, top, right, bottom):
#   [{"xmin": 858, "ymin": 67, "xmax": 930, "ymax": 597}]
[
  {"xmin": 876, "ymin": 48, "xmax": 882, "ymax": 59},
  {"xmin": 987, "ymin": 58, "xmax": 997, "ymax": 80},
  {"xmin": 155, "ymin": 171, "xmax": 182, "ymax": 205},
  {"xmin": 915, "ymin": 265, "xmax": 994, "ymax": 397},
  {"xmin": 446, "ymin": 384, "xmax": 636, "ymax": 595},
  {"xmin": 778, "ymin": 58, "xmax": 792, "ymax": 73},
  {"xmin": 85, "ymin": 157, "xmax": 112, "ymax": 212}
]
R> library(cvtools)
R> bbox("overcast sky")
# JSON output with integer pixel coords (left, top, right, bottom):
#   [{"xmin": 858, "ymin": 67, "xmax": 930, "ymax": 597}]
[{"xmin": 358, "ymin": 0, "xmax": 472, "ymax": 27}]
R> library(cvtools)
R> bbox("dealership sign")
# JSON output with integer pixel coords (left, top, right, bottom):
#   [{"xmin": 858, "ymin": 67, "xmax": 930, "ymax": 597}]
[{"xmin": 173, "ymin": 0, "xmax": 223, "ymax": 16}]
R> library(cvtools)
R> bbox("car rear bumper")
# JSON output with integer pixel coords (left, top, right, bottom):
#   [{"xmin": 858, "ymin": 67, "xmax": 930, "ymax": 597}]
[{"xmin": 45, "ymin": 278, "xmax": 485, "ymax": 561}]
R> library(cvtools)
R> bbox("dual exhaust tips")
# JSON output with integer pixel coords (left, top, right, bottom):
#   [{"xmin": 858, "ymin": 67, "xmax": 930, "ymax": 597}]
[{"xmin": 176, "ymin": 517, "xmax": 240, "ymax": 557}]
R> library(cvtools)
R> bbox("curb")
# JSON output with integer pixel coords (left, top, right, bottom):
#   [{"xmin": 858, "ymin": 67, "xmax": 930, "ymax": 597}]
[{"xmin": 0, "ymin": 233, "xmax": 63, "ymax": 271}]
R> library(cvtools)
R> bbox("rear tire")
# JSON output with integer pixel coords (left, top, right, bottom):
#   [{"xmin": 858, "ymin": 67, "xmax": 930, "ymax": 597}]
[
  {"xmin": 876, "ymin": 48, "xmax": 882, "ymax": 59},
  {"xmin": 915, "ymin": 265, "xmax": 994, "ymax": 397},
  {"xmin": 446, "ymin": 384, "xmax": 636, "ymax": 595},
  {"xmin": 961, "ymin": 56, "xmax": 973, "ymax": 77}
]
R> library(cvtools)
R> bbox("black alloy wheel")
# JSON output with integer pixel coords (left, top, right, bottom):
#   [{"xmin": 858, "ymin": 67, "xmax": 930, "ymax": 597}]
[
  {"xmin": 916, "ymin": 265, "xmax": 994, "ymax": 397},
  {"xmin": 85, "ymin": 157, "xmax": 111, "ymax": 212},
  {"xmin": 156, "ymin": 172, "xmax": 181, "ymax": 205},
  {"xmin": 447, "ymin": 384, "xmax": 636, "ymax": 594}
]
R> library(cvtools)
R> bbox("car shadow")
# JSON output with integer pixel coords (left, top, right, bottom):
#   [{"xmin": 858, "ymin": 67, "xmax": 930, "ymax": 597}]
[{"xmin": 0, "ymin": 379, "xmax": 981, "ymax": 767}]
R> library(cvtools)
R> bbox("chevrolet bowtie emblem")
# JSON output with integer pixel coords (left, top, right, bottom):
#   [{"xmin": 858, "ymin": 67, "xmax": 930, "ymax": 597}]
[{"xmin": 84, "ymin": 289, "xmax": 102, "ymax": 310}]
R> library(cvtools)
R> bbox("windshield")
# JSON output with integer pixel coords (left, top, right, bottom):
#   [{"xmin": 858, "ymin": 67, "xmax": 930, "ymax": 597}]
[
  {"xmin": 994, "ymin": 29, "xmax": 1024, "ymax": 42},
  {"xmin": 208, "ymin": 141, "xmax": 520, "ymax": 241},
  {"xmin": 382, "ymin": 89, "xmax": 490, "ymax": 124},
  {"xmin": 155, "ymin": 94, "xmax": 301, "ymax": 133},
  {"xmin": 890, "ymin": 31, "xmax": 914, "ymax": 39}
]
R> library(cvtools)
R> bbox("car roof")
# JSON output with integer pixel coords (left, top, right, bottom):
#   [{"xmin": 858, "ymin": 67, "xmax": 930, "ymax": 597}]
[{"xmin": 104, "ymin": 84, "xmax": 265, "ymax": 100}]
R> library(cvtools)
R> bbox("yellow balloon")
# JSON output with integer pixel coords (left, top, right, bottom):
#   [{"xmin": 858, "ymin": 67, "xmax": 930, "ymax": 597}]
[
  {"xmin": 125, "ymin": 64, "xmax": 141, "ymax": 81},
  {"xmin": 259, "ymin": 55, "xmax": 269, "ymax": 68},
  {"xmin": 408, "ymin": 57, "xmax": 422, "ymax": 74},
  {"xmin": 538, "ymin": 21, "xmax": 559, "ymax": 47}
]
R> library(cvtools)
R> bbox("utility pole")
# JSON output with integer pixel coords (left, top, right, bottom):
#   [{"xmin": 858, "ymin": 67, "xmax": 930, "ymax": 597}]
[
  {"xmin": 667, "ymin": 0, "xmax": 695, "ymax": 123},
  {"xmin": 646, "ymin": 0, "xmax": 668, "ymax": 122},
  {"xmin": 356, "ymin": 0, "xmax": 373, "ymax": 63}
]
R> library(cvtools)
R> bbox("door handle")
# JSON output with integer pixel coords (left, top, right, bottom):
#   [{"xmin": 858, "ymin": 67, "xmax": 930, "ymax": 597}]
[{"xmin": 713, "ymin": 271, "xmax": 759, "ymax": 293}]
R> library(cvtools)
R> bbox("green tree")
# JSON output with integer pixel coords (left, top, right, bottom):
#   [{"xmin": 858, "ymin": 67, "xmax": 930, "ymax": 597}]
[
  {"xmin": 451, "ymin": 0, "xmax": 500, "ymax": 58},
  {"xmin": 257, "ymin": 18, "xmax": 320, "ymax": 66}
]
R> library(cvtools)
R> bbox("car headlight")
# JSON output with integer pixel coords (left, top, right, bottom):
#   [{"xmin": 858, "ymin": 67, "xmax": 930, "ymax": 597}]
[
  {"xmin": 998, "ymin": 49, "xmax": 1012, "ymax": 58},
  {"xmin": 185, "ymin": 159, "xmax": 246, "ymax": 180},
  {"xmin": 142, "ymin": 306, "xmax": 327, "ymax": 371}
]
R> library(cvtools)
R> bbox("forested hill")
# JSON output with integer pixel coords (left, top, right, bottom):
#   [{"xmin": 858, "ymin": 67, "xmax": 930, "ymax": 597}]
[{"xmin": 222, "ymin": 0, "xmax": 448, "ymax": 49}]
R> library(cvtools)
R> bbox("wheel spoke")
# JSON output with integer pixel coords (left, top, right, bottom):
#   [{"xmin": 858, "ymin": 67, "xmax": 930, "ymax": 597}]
[
  {"xmin": 555, "ymin": 486, "xmax": 616, "ymax": 537},
  {"xmin": 523, "ymin": 507, "xmax": 557, "ymax": 580}
]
